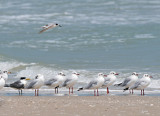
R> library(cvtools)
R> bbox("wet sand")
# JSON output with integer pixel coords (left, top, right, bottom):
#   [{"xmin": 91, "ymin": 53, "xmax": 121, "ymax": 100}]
[{"xmin": 0, "ymin": 96, "xmax": 160, "ymax": 116}]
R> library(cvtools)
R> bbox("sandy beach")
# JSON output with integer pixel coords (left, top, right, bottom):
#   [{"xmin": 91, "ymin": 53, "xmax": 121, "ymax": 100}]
[{"xmin": 0, "ymin": 96, "xmax": 159, "ymax": 116}]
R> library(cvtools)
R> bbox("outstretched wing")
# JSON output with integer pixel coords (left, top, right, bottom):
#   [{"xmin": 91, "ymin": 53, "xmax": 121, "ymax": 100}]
[{"xmin": 39, "ymin": 24, "xmax": 55, "ymax": 34}]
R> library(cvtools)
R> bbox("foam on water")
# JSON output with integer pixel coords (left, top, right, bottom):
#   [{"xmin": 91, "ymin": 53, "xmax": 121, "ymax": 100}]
[{"xmin": 0, "ymin": 57, "xmax": 159, "ymax": 89}]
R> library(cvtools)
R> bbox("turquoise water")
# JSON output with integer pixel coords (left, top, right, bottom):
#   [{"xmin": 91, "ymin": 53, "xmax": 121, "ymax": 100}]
[{"xmin": 0, "ymin": 0, "xmax": 160, "ymax": 89}]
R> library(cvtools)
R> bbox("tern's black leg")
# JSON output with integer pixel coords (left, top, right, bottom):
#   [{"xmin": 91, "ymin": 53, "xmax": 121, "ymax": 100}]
[
  {"xmin": 18, "ymin": 90, "xmax": 20, "ymax": 95},
  {"xmin": 21, "ymin": 90, "xmax": 22, "ymax": 96},
  {"xmin": 35, "ymin": 89, "xmax": 36, "ymax": 96},
  {"xmin": 37, "ymin": 89, "xmax": 39, "ymax": 96}
]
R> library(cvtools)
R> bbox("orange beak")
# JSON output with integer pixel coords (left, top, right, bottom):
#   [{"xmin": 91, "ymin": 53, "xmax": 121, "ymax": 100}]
[{"xmin": 150, "ymin": 76, "xmax": 153, "ymax": 78}]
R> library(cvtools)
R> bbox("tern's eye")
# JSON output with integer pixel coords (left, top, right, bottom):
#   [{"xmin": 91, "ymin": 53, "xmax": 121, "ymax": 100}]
[{"xmin": 145, "ymin": 74, "xmax": 148, "ymax": 77}]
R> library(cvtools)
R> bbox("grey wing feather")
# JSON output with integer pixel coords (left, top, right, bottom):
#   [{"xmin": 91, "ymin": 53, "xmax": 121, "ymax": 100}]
[
  {"xmin": 121, "ymin": 78, "xmax": 131, "ymax": 86},
  {"xmin": 10, "ymin": 80, "xmax": 24, "ymax": 89},
  {"xmin": 45, "ymin": 78, "xmax": 57, "ymax": 86},
  {"xmin": 26, "ymin": 80, "xmax": 37, "ymax": 89},
  {"xmin": 85, "ymin": 80, "xmax": 97, "ymax": 89},
  {"xmin": 39, "ymin": 28, "xmax": 48, "ymax": 34},
  {"xmin": 62, "ymin": 79, "xmax": 72, "ymax": 87},
  {"xmin": 130, "ymin": 81, "xmax": 142, "ymax": 89}
]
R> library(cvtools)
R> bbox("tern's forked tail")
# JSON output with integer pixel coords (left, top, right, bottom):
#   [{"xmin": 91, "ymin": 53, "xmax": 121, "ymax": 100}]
[
  {"xmin": 123, "ymin": 87, "xmax": 129, "ymax": 92},
  {"xmin": 114, "ymin": 83, "xmax": 122, "ymax": 87},
  {"xmin": 77, "ymin": 87, "xmax": 83, "ymax": 91}
]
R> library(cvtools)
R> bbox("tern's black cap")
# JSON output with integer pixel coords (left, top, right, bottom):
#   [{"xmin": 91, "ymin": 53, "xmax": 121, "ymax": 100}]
[{"xmin": 20, "ymin": 77, "xmax": 26, "ymax": 80}]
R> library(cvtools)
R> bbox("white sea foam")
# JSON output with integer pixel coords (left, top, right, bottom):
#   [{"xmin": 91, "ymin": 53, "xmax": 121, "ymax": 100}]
[
  {"xmin": 149, "ymin": 80, "xmax": 160, "ymax": 88},
  {"xmin": 134, "ymin": 34, "xmax": 155, "ymax": 39},
  {"xmin": 0, "ymin": 61, "xmax": 28, "ymax": 71},
  {"xmin": 0, "ymin": 58, "xmax": 159, "ymax": 89}
]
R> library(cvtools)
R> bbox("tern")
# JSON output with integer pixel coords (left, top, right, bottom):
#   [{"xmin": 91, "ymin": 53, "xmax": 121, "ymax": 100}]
[
  {"xmin": 102, "ymin": 71, "xmax": 119, "ymax": 94},
  {"xmin": 78, "ymin": 73, "xmax": 106, "ymax": 96},
  {"xmin": 62, "ymin": 72, "xmax": 79, "ymax": 94},
  {"xmin": 26, "ymin": 74, "xmax": 44, "ymax": 96},
  {"xmin": 39, "ymin": 23, "xmax": 62, "ymax": 34},
  {"xmin": 115, "ymin": 72, "xmax": 138, "ymax": 94},
  {"xmin": 5, "ymin": 77, "xmax": 30, "ymax": 95},
  {"xmin": 130, "ymin": 74, "xmax": 152, "ymax": 96},
  {"xmin": 45, "ymin": 72, "xmax": 65, "ymax": 94}
]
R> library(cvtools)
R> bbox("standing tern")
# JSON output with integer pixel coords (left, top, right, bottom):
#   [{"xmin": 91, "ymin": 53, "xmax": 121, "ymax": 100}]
[
  {"xmin": 78, "ymin": 73, "xmax": 107, "ymax": 96},
  {"xmin": 102, "ymin": 71, "xmax": 119, "ymax": 94},
  {"xmin": 26, "ymin": 74, "xmax": 44, "ymax": 96},
  {"xmin": 45, "ymin": 72, "xmax": 65, "ymax": 94},
  {"xmin": 5, "ymin": 77, "xmax": 30, "ymax": 95},
  {"xmin": 0, "ymin": 71, "xmax": 11, "ymax": 82},
  {"xmin": 115, "ymin": 72, "xmax": 138, "ymax": 94},
  {"xmin": 62, "ymin": 72, "xmax": 79, "ymax": 94},
  {"xmin": 0, "ymin": 75, "xmax": 5, "ymax": 89},
  {"xmin": 130, "ymin": 74, "xmax": 152, "ymax": 96}
]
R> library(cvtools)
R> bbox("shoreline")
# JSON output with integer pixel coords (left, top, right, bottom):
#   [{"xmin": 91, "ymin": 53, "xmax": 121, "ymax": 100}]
[
  {"xmin": 1, "ymin": 88, "xmax": 160, "ymax": 97},
  {"xmin": 0, "ymin": 96, "xmax": 160, "ymax": 116}
]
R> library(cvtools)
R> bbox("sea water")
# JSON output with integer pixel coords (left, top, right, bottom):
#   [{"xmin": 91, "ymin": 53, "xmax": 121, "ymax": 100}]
[{"xmin": 0, "ymin": 0, "xmax": 160, "ymax": 94}]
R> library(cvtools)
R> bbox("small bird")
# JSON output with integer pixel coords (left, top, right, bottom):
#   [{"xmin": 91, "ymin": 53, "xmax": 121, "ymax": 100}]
[
  {"xmin": 39, "ymin": 23, "xmax": 62, "ymax": 34},
  {"xmin": 5, "ymin": 77, "xmax": 30, "ymax": 95},
  {"xmin": 1, "ymin": 71, "xmax": 11, "ymax": 82},
  {"xmin": 115, "ymin": 72, "xmax": 138, "ymax": 94},
  {"xmin": 45, "ymin": 72, "xmax": 65, "ymax": 94},
  {"xmin": 78, "ymin": 73, "xmax": 107, "ymax": 96},
  {"xmin": 130, "ymin": 74, "xmax": 152, "ymax": 96},
  {"xmin": 62, "ymin": 72, "xmax": 80, "ymax": 94},
  {"xmin": 26, "ymin": 74, "xmax": 44, "ymax": 96},
  {"xmin": 0, "ymin": 75, "xmax": 5, "ymax": 90},
  {"xmin": 102, "ymin": 71, "xmax": 119, "ymax": 94}
]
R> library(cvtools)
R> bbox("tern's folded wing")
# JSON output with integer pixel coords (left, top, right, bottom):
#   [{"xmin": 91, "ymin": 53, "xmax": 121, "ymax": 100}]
[
  {"xmin": 85, "ymin": 80, "xmax": 97, "ymax": 89},
  {"xmin": 10, "ymin": 80, "xmax": 24, "ymax": 89},
  {"xmin": 45, "ymin": 78, "xmax": 57, "ymax": 86}
]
